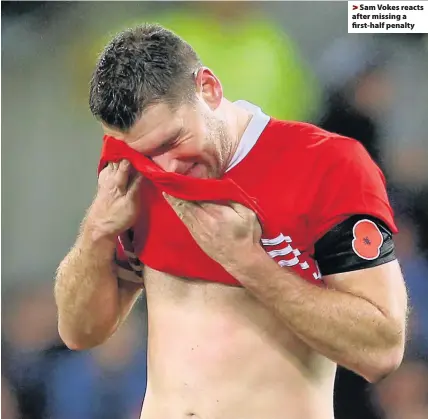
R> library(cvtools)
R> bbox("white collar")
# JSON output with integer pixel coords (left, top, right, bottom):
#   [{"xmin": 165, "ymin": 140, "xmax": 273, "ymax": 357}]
[{"xmin": 226, "ymin": 100, "xmax": 270, "ymax": 172}]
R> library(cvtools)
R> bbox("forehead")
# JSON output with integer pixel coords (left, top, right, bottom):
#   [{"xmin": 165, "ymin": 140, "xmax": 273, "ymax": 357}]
[{"xmin": 102, "ymin": 102, "xmax": 185, "ymax": 149}]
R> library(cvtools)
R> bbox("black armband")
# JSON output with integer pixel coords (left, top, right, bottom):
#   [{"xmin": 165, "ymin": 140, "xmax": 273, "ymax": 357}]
[{"xmin": 314, "ymin": 215, "xmax": 396, "ymax": 276}]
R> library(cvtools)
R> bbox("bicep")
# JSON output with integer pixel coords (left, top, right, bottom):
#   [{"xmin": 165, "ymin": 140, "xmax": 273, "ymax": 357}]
[
  {"xmin": 323, "ymin": 260, "xmax": 408, "ymax": 324},
  {"xmin": 314, "ymin": 215, "xmax": 408, "ymax": 321}
]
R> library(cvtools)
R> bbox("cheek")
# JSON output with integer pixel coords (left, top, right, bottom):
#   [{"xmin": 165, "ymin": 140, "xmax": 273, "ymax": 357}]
[
  {"xmin": 176, "ymin": 112, "xmax": 218, "ymax": 164},
  {"xmin": 189, "ymin": 121, "xmax": 209, "ymax": 152},
  {"xmin": 188, "ymin": 108, "xmax": 212, "ymax": 148},
  {"xmin": 175, "ymin": 127, "xmax": 209, "ymax": 159}
]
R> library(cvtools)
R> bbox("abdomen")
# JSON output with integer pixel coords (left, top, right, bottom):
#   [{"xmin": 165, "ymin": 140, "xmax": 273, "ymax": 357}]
[{"xmin": 142, "ymin": 268, "xmax": 336, "ymax": 419}]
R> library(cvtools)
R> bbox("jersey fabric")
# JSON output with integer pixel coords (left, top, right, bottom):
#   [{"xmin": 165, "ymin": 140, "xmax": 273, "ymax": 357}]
[
  {"xmin": 114, "ymin": 230, "xmax": 144, "ymax": 285},
  {"xmin": 99, "ymin": 101, "xmax": 397, "ymax": 287}
]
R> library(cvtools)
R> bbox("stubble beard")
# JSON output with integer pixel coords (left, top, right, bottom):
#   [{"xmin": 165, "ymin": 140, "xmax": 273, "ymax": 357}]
[{"xmin": 205, "ymin": 115, "xmax": 234, "ymax": 179}]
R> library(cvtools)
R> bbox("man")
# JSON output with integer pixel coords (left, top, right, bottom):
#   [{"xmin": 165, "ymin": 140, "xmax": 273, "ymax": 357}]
[{"xmin": 55, "ymin": 25, "xmax": 408, "ymax": 419}]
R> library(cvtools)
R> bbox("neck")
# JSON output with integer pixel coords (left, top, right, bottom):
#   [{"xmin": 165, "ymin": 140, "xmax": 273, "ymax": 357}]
[{"xmin": 223, "ymin": 100, "xmax": 254, "ymax": 171}]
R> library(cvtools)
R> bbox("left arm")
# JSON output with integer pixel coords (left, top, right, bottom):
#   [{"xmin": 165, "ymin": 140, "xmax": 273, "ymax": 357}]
[
  {"xmin": 163, "ymin": 138, "xmax": 408, "ymax": 383},
  {"xmin": 163, "ymin": 193, "xmax": 408, "ymax": 383},
  {"xmin": 227, "ymin": 250, "xmax": 408, "ymax": 383}
]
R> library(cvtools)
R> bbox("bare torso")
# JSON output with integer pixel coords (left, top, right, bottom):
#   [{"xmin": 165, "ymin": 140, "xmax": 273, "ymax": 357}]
[{"xmin": 140, "ymin": 267, "xmax": 336, "ymax": 419}]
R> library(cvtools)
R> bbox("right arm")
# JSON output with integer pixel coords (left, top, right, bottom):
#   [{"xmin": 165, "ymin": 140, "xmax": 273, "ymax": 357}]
[
  {"xmin": 55, "ymin": 160, "xmax": 143, "ymax": 350},
  {"xmin": 55, "ymin": 228, "xmax": 143, "ymax": 350}
]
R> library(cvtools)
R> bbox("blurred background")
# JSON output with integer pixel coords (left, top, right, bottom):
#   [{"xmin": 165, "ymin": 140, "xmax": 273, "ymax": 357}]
[{"xmin": 2, "ymin": 1, "xmax": 428, "ymax": 418}]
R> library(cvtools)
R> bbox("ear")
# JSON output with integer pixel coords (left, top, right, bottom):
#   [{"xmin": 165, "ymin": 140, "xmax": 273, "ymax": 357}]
[{"xmin": 194, "ymin": 67, "xmax": 223, "ymax": 110}]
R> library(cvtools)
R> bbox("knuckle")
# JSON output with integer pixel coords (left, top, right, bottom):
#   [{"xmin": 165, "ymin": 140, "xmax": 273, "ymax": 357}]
[
  {"xmin": 248, "ymin": 209, "xmax": 257, "ymax": 221},
  {"xmin": 207, "ymin": 219, "xmax": 216, "ymax": 232},
  {"xmin": 120, "ymin": 159, "xmax": 130, "ymax": 170}
]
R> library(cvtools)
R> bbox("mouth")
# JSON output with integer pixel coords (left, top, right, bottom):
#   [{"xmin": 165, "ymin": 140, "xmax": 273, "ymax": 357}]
[
  {"xmin": 183, "ymin": 163, "xmax": 197, "ymax": 175},
  {"xmin": 183, "ymin": 163, "xmax": 206, "ymax": 178}
]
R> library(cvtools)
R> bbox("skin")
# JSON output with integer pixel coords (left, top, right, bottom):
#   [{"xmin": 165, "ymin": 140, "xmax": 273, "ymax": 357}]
[{"xmin": 55, "ymin": 68, "xmax": 408, "ymax": 419}]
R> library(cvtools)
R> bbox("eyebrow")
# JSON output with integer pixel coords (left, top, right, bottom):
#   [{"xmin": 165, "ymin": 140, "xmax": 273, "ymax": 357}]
[
  {"xmin": 153, "ymin": 127, "xmax": 183, "ymax": 153},
  {"xmin": 164, "ymin": 127, "xmax": 184, "ymax": 145}
]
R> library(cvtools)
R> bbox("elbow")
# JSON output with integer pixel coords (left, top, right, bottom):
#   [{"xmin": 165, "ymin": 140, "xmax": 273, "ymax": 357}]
[
  {"xmin": 60, "ymin": 337, "xmax": 90, "ymax": 352},
  {"xmin": 58, "ymin": 326, "xmax": 96, "ymax": 351},
  {"xmin": 362, "ymin": 330, "xmax": 406, "ymax": 383},
  {"xmin": 59, "ymin": 329, "xmax": 107, "ymax": 351},
  {"xmin": 60, "ymin": 335, "xmax": 93, "ymax": 351},
  {"xmin": 360, "ymin": 313, "xmax": 407, "ymax": 383},
  {"xmin": 58, "ymin": 320, "xmax": 117, "ymax": 351},
  {"xmin": 364, "ymin": 345, "xmax": 404, "ymax": 383}
]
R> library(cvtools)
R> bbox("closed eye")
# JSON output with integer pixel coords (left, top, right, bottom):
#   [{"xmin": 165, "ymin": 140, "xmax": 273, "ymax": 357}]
[
  {"xmin": 155, "ymin": 128, "xmax": 183, "ymax": 153},
  {"xmin": 142, "ymin": 128, "xmax": 184, "ymax": 159}
]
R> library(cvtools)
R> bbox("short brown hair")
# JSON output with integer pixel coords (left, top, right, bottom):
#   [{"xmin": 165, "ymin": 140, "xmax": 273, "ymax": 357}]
[{"xmin": 89, "ymin": 23, "xmax": 201, "ymax": 130}]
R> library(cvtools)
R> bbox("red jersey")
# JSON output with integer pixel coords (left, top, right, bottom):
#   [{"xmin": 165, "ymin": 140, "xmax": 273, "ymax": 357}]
[{"xmin": 99, "ymin": 101, "xmax": 397, "ymax": 287}]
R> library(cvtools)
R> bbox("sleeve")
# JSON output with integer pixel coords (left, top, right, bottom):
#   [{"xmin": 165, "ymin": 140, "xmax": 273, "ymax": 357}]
[
  {"xmin": 114, "ymin": 230, "xmax": 144, "ymax": 285},
  {"xmin": 314, "ymin": 214, "xmax": 397, "ymax": 276},
  {"xmin": 308, "ymin": 138, "xmax": 398, "ymax": 246}
]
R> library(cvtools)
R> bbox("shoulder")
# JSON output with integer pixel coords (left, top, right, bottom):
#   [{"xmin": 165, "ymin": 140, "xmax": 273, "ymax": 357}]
[
  {"xmin": 266, "ymin": 119, "xmax": 364, "ymax": 156},
  {"xmin": 256, "ymin": 119, "xmax": 377, "ymax": 180}
]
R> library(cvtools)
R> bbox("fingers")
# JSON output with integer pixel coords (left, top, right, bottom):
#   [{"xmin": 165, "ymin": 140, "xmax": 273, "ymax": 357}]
[
  {"xmin": 114, "ymin": 160, "xmax": 131, "ymax": 190},
  {"xmin": 163, "ymin": 193, "xmax": 190, "ymax": 221},
  {"xmin": 100, "ymin": 160, "xmax": 135, "ymax": 192},
  {"xmin": 163, "ymin": 193, "xmax": 206, "ymax": 226}
]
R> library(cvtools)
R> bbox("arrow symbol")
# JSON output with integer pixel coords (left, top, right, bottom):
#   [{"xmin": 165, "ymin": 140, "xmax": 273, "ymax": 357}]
[{"xmin": 353, "ymin": 5, "xmax": 358, "ymax": 10}]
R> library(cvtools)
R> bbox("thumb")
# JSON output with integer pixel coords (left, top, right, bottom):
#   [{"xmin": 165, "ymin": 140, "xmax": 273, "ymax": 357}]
[
  {"xmin": 229, "ymin": 202, "xmax": 251, "ymax": 218},
  {"xmin": 230, "ymin": 201, "xmax": 262, "ymax": 230}
]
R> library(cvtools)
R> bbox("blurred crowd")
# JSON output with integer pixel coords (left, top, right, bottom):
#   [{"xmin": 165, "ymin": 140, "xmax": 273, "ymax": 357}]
[{"xmin": 2, "ymin": 2, "xmax": 428, "ymax": 419}]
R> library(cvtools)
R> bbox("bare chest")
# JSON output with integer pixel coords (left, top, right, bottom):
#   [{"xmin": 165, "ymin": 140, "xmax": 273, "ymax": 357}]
[{"xmin": 143, "ymin": 267, "xmax": 318, "ymax": 365}]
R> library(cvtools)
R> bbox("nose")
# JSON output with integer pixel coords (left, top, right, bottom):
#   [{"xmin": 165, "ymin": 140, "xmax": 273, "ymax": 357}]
[{"xmin": 151, "ymin": 154, "xmax": 178, "ymax": 173}]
